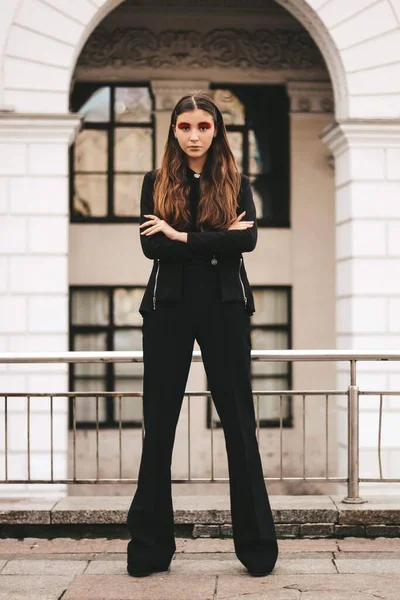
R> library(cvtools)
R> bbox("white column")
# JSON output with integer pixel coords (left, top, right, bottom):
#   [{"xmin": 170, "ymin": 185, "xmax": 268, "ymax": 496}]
[
  {"xmin": 322, "ymin": 121, "xmax": 400, "ymax": 494},
  {"xmin": 150, "ymin": 80, "xmax": 210, "ymax": 167},
  {"xmin": 0, "ymin": 112, "xmax": 81, "ymax": 498}
]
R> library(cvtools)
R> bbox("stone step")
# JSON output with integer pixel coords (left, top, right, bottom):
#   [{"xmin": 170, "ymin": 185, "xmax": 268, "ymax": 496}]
[{"xmin": 1, "ymin": 495, "xmax": 400, "ymax": 539}]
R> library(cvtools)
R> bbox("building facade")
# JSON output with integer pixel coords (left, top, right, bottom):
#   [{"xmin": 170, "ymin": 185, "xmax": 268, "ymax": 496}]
[{"xmin": 0, "ymin": 0, "xmax": 400, "ymax": 498}]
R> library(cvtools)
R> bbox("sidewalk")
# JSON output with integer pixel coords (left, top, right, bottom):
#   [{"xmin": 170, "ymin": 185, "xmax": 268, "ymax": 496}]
[{"xmin": 1, "ymin": 537, "xmax": 400, "ymax": 599}]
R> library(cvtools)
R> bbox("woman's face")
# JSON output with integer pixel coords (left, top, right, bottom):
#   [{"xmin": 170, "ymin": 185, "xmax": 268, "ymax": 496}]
[{"xmin": 173, "ymin": 109, "xmax": 217, "ymax": 160}]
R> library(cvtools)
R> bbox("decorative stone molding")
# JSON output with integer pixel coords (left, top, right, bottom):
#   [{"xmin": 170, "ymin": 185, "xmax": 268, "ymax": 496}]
[
  {"xmin": 0, "ymin": 114, "xmax": 82, "ymax": 144},
  {"xmin": 321, "ymin": 120, "xmax": 400, "ymax": 156},
  {"xmin": 287, "ymin": 82, "xmax": 333, "ymax": 114},
  {"xmin": 151, "ymin": 80, "xmax": 211, "ymax": 111},
  {"xmin": 79, "ymin": 27, "xmax": 325, "ymax": 71}
]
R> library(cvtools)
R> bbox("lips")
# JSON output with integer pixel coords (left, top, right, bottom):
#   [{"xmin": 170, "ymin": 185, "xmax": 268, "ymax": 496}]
[{"xmin": 188, "ymin": 146, "xmax": 202, "ymax": 149}]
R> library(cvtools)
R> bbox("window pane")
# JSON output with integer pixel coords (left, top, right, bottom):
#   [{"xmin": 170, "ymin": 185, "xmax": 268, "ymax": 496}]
[
  {"xmin": 213, "ymin": 89, "xmax": 245, "ymax": 125},
  {"xmin": 251, "ymin": 329, "xmax": 288, "ymax": 376},
  {"xmin": 74, "ymin": 130, "xmax": 107, "ymax": 172},
  {"xmin": 114, "ymin": 380, "xmax": 143, "ymax": 421},
  {"xmin": 249, "ymin": 130, "xmax": 262, "ymax": 175},
  {"xmin": 80, "ymin": 87, "xmax": 110, "ymax": 122},
  {"xmin": 114, "ymin": 329, "xmax": 143, "ymax": 377},
  {"xmin": 227, "ymin": 132, "xmax": 242, "ymax": 170},
  {"xmin": 114, "ymin": 174, "xmax": 142, "ymax": 217},
  {"xmin": 114, "ymin": 288, "xmax": 143, "ymax": 326},
  {"xmin": 249, "ymin": 177, "xmax": 263, "ymax": 219},
  {"xmin": 73, "ymin": 174, "xmax": 107, "ymax": 218},
  {"xmin": 114, "ymin": 128, "xmax": 152, "ymax": 172},
  {"xmin": 74, "ymin": 333, "xmax": 107, "ymax": 376},
  {"xmin": 72, "ymin": 291, "xmax": 109, "ymax": 326},
  {"xmin": 73, "ymin": 380, "xmax": 107, "ymax": 422},
  {"xmin": 115, "ymin": 87, "xmax": 152, "ymax": 123},
  {"xmin": 252, "ymin": 289, "xmax": 288, "ymax": 325},
  {"xmin": 253, "ymin": 379, "xmax": 290, "ymax": 420}
]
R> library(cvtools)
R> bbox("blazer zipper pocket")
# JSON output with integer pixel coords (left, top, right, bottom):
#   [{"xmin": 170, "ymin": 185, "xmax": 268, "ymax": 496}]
[
  {"xmin": 239, "ymin": 257, "xmax": 248, "ymax": 308},
  {"xmin": 153, "ymin": 259, "xmax": 160, "ymax": 310}
]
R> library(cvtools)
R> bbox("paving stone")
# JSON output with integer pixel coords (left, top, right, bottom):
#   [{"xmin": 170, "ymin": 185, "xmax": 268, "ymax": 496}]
[
  {"xmin": 338, "ymin": 537, "xmax": 400, "ymax": 552},
  {"xmin": 278, "ymin": 539, "xmax": 338, "ymax": 553},
  {"xmin": 332, "ymin": 495, "xmax": 400, "ymax": 525},
  {"xmin": 0, "ymin": 559, "xmax": 6, "ymax": 572},
  {"xmin": 334, "ymin": 525, "xmax": 365, "ymax": 537},
  {"xmin": 105, "ymin": 539, "xmax": 128, "ymax": 553},
  {"xmin": 85, "ymin": 560, "xmax": 126, "ymax": 575},
  {"xmin": 171, "ymin": 558, "xmax": 242, "ymax": 575},
  {"xmin": 276, "ymin": 524, "xmax": 300, "ymax": 537},
  {"xmin": 217, "ymin": 591, "xmax": 300, "ymax": 600},
  {"xmin": 273, "ymin": 558, "xmax": 337, "ymax": 575},
  {"xmin": 0, "ymin": 538, "xmax": 36, "ymax": 554},
  {"xmin": 0, "ymin": 575, "xmax": 73, "ymax": 600},
  {"xmin": 2, "ymin": 558, "xmax": 88, "ymax": 576},
  {"xmin": 366, "ymin": 525, "xmax": 400, "ymax": 537},
  {"xmin": 216, "ymin": 573, "xmax": 400, "ymax": 599},
  {"xmin": 271, "ymin": 496, "xmax": 337, "ymax": 524},
  {"xmin": 52, "ymin": 496, "xmax": 130, "ymax": 524},
  {"xmin": 220, "ymin": 524, "xmax": 232, "ymax": 537},
  {"xmin": 193, "ymin": 524, "xmax": 220, "ymax": 537},
  {"xmin": 301, "ymin": 593, "xmax": 382, "ymax": 600},
  {"xmin": 0, "ymin": 498, "xmax": 56, "ymax": 525},
  {"xmin": 335, "ymin": 557, "xmax": 400, "ymax": 574},
  {"xmin": 63, "ymin": 574, "xmax": 217, "ymax": 600},
  {"xmin": 184, "ymin": 538, "xmax": 234, "ymax": 553},
  {"xmin": 300, "ymin": 524, "xmax": 334, "ymax": 538},
  {"xmin": 29, "ymin": 538, "xmax": 109, "ymax": 553}
]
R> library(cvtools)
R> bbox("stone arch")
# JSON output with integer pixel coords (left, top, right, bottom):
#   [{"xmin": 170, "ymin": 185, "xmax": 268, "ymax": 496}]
[{"xmin": 3, "ymin": 0, "xmax": 400, "ymax": 118}]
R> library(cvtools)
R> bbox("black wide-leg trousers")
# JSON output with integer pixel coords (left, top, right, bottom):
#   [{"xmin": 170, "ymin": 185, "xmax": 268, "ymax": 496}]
[{"xmin": 127, "ymin": 262, "xmax": 278, "ymax": 573}]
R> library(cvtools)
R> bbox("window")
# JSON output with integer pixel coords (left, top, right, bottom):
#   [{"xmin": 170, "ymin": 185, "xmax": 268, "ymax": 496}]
[
  {"xmin": 69, "ymin": 83, "xmax": 155, "ymax": 222},
  {"xmin": 207, "ymin": 287, "xmax": 292, "ymax": 428},
  {"xmin": 211, "ymin": 85, "xmax": 290, "ymax": 227},
  {"xmin": 69, "ymin": 286, "xmax": 145, "ymax": 428}
]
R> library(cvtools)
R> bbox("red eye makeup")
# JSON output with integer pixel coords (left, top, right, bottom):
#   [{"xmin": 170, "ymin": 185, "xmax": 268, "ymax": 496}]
[{"xmin": 177, "ymin": 122, "xmax": 213, "ymax": 130}]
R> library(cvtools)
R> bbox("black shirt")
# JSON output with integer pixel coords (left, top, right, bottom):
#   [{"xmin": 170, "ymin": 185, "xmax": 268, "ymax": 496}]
[
  {"xmin": 186, "ymin": 166, "xmax": 201, "ymax": 232},
  {"xmin": 139, "ymin": 169, "xmax": 257, "ymax": 261}
]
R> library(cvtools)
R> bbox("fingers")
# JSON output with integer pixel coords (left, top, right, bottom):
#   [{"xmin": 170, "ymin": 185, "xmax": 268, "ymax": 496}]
[{"xmin": 141, "ymin": 223, "xmax": 163, "ymax": 236}]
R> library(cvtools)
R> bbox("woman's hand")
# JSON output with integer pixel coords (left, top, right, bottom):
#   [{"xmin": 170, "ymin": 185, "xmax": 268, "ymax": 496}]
[
  {"xmin": 228, "ymin": 211, "xmax": 254, "ymax": 230},
  {"xmin": 140, "ymin": 215, "xmax": 180, "ymax": 240}
]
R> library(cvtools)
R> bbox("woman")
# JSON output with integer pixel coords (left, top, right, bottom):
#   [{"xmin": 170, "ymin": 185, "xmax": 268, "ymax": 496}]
[{"xmin": 126, "ymin": 91, "xmax": 278, "ymax": 578}]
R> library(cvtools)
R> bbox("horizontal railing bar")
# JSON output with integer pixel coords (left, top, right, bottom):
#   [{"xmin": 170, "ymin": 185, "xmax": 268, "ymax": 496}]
[
  {"xmin": 0, "ymin": 350, "xmax": 399, "ymax": 363},
  {"xmin": 0, "ymin": 477, "xmax": 349, "ymax": 484},
  {"xmin": 0, "ymin": 390, "xmax": 348, "ymax": 397}
]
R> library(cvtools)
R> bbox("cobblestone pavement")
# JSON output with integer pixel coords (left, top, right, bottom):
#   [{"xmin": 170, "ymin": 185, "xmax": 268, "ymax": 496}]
[{"xmin": 0, "ymin": 537, "xmax": 400, "ymax": 599}]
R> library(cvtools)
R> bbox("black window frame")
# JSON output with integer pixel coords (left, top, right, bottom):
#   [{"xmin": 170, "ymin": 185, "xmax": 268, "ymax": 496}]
[
  {"xmin": 69, "ymin": 81, "xmax": 156, "ymax": 223},
  {"xmin": 69, "ymin": 285, "xmax": 146, "ymax": 430},
  {"xmin": 206, "ymin": 285, "xmax": 293, "ymax": 429},
  {"xmin": 210, "ymin": 83, "xmax": 291, "ymax": 228}
]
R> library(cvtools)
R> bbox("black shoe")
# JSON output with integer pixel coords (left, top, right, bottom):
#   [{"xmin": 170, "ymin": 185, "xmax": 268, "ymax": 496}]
[
  {"xmin": 127, "ymin": 562, "xmax": 170, "ymax": 578},
  {"xmin": 247, "ymin": 568, "xmax": 271, "ymax": 577}
]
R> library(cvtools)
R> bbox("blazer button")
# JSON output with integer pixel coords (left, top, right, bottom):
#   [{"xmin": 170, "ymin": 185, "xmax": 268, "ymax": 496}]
[{"xmin": 211, "ymin": 257, "xmax": 218, "ymax": 265}]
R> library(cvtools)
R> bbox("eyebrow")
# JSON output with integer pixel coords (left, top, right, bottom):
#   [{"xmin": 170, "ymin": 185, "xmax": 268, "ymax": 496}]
[{"xmin": 177, "ymin": 121, "xmax": 212, "ymax": 127}]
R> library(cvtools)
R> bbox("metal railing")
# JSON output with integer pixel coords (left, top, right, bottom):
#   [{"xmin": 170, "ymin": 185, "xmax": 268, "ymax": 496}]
[{"xmin": 1, "ymin": 349, "xmax": 400, "ymax": 503}]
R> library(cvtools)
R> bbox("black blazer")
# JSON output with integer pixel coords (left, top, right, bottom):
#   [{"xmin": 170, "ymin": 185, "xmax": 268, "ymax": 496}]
[{"xmin": 138, "ymin": 170, "xmax": 257, "ymax": 315}]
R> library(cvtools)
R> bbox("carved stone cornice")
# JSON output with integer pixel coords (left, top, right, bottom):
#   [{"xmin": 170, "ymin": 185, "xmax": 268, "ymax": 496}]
[
  {"xmin": 287, "ymin": 82, "xmax": 333, "ymax": 114},
  {"xmin": 0, "ymin": 113, "xmax": 82, "ymax": 144},
  {"xmin": 79, "ymin": 27, "xmax": 325, "ymax": 71},
  {"xmin": 151, "ymin": 80, "xmax": 210, "ymax": 110}
]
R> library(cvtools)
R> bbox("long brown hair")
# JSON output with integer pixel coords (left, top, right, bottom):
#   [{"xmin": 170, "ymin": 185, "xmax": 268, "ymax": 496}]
[{"xmin": 153, "ymin": 92, "xmax": 241, "ymax": 231}]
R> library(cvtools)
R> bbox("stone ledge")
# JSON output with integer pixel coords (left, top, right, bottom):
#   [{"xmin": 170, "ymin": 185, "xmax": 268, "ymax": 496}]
[{"xmin": 0, "ymin": 495, "xmax": 400, "ymax": 539}]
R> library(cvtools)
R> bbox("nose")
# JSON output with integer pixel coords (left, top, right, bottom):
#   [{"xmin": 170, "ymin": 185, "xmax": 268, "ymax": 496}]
[{"xmin": 189, "ymin": 129, "xmax": 199, "ymax": 141}]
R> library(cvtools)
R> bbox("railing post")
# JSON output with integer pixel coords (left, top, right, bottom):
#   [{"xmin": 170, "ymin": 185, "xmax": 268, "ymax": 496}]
[{"xmin": 342, "ymin": 360, "xmax": 366, "ymax": 504}]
